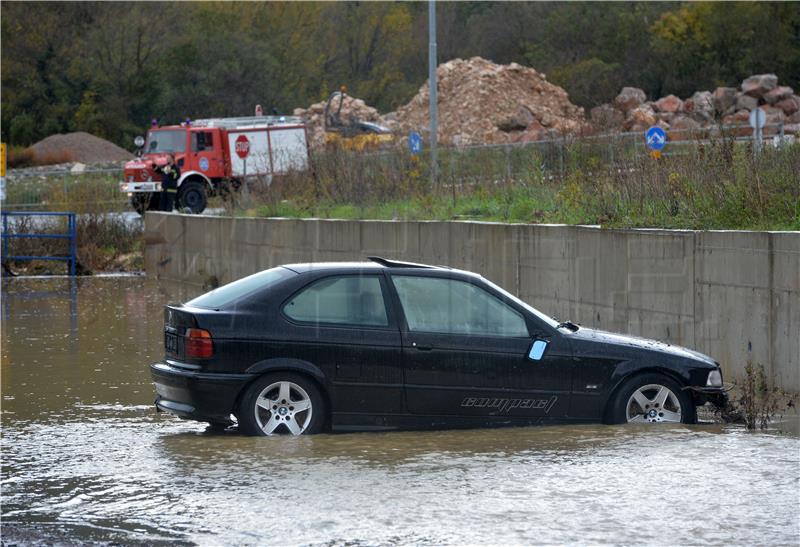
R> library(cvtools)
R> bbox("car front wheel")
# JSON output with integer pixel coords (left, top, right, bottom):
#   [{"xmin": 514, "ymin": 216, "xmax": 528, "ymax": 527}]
[
  {"xmin": 609, "ymin": 373, "xmax": 695, "ymax": 424},
  {"xmin": 237, "ymin": 373, "xmax": 325, "ymax": 436}
]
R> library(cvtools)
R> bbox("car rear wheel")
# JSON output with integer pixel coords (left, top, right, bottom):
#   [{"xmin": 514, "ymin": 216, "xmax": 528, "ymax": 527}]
[
  {"xmin": 237, "ymin": 373, "xmax": 325, "ymax": 436},
  {"xmin": 609, "ymin": 373, "xmax": 695, "ymax": 424}
]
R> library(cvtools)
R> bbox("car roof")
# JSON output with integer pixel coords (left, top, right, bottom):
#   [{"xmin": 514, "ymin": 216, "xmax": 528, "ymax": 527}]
[{"xmin": 282, "ymin": 257, "xmax": 476, "ymax": 278}]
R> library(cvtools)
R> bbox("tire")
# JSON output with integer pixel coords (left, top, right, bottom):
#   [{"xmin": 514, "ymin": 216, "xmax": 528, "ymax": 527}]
[
  {"xmin": 206, "ymin": 420, "xmax": 232, "ymax": 433},
  {"xmin": 131, "ymin": 192, "xmax": 160, "ymax": 215},
  {"xmin": 177, "ymin": 181, "xmax": 207, "ymax": 214},
  {"xmin": 237, "ymin": 373, "xmax": 326, "ymax": 436},
  {"xmin": 608, "ymin": 372, "xmax": 695, "ymax": 425}
]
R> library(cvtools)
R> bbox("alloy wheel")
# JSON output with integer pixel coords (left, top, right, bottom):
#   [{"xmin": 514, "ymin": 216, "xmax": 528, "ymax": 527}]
[
  {"xmin": 254, "ymin": 381, "xmax": 313, "ymax": 435},
  {"xmin": 625, "ymin": 383, "xmax": 682, "ymax": 423}
]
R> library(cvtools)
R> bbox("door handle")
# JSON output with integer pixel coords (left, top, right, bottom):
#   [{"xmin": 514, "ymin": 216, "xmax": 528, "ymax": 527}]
[{"xmin": 411, "ymin": 342, "xmax": 433, "ymax": 351}]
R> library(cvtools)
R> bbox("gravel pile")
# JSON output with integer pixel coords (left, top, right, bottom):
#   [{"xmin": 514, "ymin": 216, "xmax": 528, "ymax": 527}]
[{"xmin": 29, "ymin": 132, "xmax": 133, "ymax": 164}]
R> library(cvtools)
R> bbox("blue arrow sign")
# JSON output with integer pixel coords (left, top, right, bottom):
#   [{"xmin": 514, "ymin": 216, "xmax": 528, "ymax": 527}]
[
  {"xmin": 645, "ymin": 126, "xmax": 667, "ymax": 151},
  {"xmin": 408, "ymin": 132, "xmax": 422, "ymax": 155}
]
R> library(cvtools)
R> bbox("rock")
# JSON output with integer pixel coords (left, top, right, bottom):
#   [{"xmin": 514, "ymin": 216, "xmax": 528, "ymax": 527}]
[
  {"xmin": 685, "ymin": 91, "xmax": 714, "ymax": 123},
  {"xmin": 496, "ymin": 106, "xmax": 535, "ymax": 131},
  {"xmin": 787, "ymin": 111, "xmax": 800, "ymax": 124},
  {"xmin": 624, "ymin": 104, "xmax": 656, "ymax": 131},
  {"xmin": 722, "ymin": 109, "xmax": 751, "ymax": 125},
  {"xmin": 670, "ymin": 115, "xmax": 701, "ymax": 132},
  {"xmin": 510, "ymin": 120, "xmax": 547, "ymax": 142},
  {"xmin": 741, "ymin": 74, "xmax": 778, "ymax": 98},
  {"xmin": 654, "ymin": 94, "xmax": 684, "ymax": 113},
  {"xmin": 614, "ymin": 87, "xmax": 647, "ymax": 113},
  {"xmin": 775, "ymin": 95, "xmax": 800, "ymax": 116},
  {"xmin": 764, "ymin": 86, "xmax": 794, "ymax": 105},
  {"xmin": 783, "ymin": 123, "xmax": 800, "ymax": 134},
  {"xmin": 590, "ymin": 104, "xmax": 624, "ymax": 129},
  {"xmin": 656, "ymin": 112, "xmax": 675, "ymax": 125},
  {"xmin": 761, "ymin": 105, "xmax": 785, "ymax": 124},
  {"xmin": 736, "ymin": 93, "xmax": 759, "ymax": 112},
  {"xmin": 685, "ymin": 91, "xmax": 713, "ymax": 111},
  {"xmin": 70, "ymin": 162, "xmax": 86, "ymax": 173},
  {"xmin": 712, "ymin": 87, "xmax": 738, "ymax": 113}
]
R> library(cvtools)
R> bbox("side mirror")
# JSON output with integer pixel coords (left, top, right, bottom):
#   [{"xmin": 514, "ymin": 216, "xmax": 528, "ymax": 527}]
[
  {"xmin": 528, "ymin": 339, "xmax": 549, "ymax": 361},
  {"xmin": 134, "ymin": 136, "xmax": 145, "ymax": 148}
]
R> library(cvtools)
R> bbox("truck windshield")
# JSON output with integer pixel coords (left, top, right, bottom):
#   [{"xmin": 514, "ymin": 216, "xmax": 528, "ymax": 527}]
[{"xmin": 146, "ymin": 130, "xmax": 186, "ymax": 153}]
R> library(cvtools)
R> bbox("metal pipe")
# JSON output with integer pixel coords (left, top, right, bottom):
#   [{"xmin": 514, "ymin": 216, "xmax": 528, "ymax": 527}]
[{"xmin": 428, "ymin": 0, "xmax": 438, "ymax": 188}]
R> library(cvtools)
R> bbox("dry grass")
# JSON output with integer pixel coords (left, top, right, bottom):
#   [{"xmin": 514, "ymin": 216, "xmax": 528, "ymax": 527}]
[{"xmin": 237, "ymin": 138, "xmax": 799, "ymax": 230}]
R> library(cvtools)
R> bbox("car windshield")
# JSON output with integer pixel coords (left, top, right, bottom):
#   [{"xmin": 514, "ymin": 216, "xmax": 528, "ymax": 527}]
[
  {"xmin": 481, "ymin": 278, "xmax": 560, "ymax": 330},
  {"xmin": 146, "ymin": 130, "xmax": 186, "ymax": 153},
  {"xmin": 186, "ymin": 267, "xmax": 295, "ymax": 309}
]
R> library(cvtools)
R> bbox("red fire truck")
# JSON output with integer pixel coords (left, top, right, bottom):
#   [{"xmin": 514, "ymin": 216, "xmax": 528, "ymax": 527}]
[{"xmin": 120, "ymin": 116, "xmax": 310, "ymax": 214}]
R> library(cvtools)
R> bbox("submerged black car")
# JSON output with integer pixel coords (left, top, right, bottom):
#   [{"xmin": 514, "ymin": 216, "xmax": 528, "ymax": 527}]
[{"xmin": 151, "ymin": 257, "xmax": 727, "ymax": 435}]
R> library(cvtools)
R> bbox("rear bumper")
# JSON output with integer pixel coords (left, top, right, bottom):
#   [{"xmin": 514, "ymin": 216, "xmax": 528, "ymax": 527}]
[{"xmin": 150, "ymin": 362, "xmax": 255, "ymax": 423}]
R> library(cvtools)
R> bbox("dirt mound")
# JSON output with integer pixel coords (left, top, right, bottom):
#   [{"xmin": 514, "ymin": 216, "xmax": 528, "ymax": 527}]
[
  {"xmin": 29, "ymin": 132, "xmax": 133, "ymax": 165},
  {"xmin": 294, "ymin": 95, "xmax": 383, "ymax": 150},
  {"xmin": 385, "ymin": 57, "xmax": 586, "ymax": 146}
]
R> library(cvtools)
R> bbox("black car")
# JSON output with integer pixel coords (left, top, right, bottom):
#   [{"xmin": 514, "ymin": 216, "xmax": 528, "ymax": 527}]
[{"xmin": 151, "ymin": 257, "xmax": 727, "ymax": 435}]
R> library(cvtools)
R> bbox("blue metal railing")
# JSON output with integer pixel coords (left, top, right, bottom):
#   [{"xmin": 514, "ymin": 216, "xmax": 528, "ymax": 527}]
[{"xmin": 1, "ymin": 211, "xmax": 77, "ymax": 275}]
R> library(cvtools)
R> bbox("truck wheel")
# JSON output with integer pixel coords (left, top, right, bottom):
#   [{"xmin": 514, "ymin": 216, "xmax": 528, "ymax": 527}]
[
  {"xmin": 177, "ymin": 181, "xmax": 207, "ymax": 214},
  {"xmin": 131, "ymin": 192, "xmax": 160, "ymax": 216}
]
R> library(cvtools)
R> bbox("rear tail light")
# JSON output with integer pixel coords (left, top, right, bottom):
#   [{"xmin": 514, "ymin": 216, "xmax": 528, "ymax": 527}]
[{"xmin": 185, "ymin": 328, "xmax": 214, "ymax": 358}]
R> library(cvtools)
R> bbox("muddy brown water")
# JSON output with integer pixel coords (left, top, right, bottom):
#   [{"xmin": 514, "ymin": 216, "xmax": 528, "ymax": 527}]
[{"xmin": 2, "ymin": 276, "xmax": 799, "ymax": 546}]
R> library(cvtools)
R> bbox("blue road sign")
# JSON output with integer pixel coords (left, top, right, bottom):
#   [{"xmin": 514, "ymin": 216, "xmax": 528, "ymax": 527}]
[
  {"xmin": 645, "ymin": 126, "xmax": 667, "ymax": 151},
  {"xmin": 408, "ymin": 132, "xmax": 422, "ymax": 155}
]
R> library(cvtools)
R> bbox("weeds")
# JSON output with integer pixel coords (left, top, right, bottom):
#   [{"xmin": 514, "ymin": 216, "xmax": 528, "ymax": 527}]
[
  {"xmin": 231, "ymin": 138, "xmax": 799, "ymax": 230},
  {"xmin": 2, "ymin": 177, "xmax": 141, "ymax": 274},
  {"xmin": 721, "ymin": 362, "xmax": 794, "ymax": 430}
]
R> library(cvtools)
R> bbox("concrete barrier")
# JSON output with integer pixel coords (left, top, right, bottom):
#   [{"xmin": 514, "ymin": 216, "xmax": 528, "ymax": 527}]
[{"xmin": 144, "ymin": 212, "xmax": 800, "ymax": 391}]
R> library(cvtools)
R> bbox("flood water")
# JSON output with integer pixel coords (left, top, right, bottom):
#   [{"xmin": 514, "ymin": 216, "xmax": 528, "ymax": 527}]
[{"xmin": 2, "ymin": 276, "xmax": 799, "ymax": 546}]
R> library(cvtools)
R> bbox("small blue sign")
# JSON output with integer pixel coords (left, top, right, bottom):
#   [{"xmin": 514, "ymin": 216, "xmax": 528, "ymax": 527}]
[
  {"xmin": 408, "ymin": 132, "xmax": 422, "ymax": 155},
  {"xmin": 645, "ymin": 126, "xmax": 667, "ymax": 151},
  {"xmin": 199, "ymin": 157, "xmax": 209, "ymax": 171}
]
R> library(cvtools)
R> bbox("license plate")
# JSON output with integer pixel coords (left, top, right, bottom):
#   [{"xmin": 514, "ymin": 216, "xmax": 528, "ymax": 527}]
[{"xmin": 165, "ymin": 332, "xmax": 178, "ymax": 354}]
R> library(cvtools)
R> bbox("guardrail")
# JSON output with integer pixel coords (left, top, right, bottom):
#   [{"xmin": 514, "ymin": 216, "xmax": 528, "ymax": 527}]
[{"xmin": 1, "ymin": 211, "xmax": 77, "ymax": 275}]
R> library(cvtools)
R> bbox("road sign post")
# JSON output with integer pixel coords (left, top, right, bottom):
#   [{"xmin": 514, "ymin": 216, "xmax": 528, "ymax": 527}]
[
  {"xmin": 408, "ymin": 132, "xmax": 422, "ymax": 156},
  {"xmin": 749, "ymin": 107, "xmax": 766, "ymax": 157},
  {"xmin": 0, "ymin": 143, "xmax": 6, "ymax": 202},
  {"xmin": 645, "ymin": 126, "xmax": 667, "ymax": 158},
  {"xmin": 235, "ymin": 134, "xmax": 251, "ymax": 199}
]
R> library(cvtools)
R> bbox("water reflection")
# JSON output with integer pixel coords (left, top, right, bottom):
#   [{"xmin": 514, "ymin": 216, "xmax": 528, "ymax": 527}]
[{"xmin": 2, "ymin": 277, "xmax": 799, "ymax": 546}]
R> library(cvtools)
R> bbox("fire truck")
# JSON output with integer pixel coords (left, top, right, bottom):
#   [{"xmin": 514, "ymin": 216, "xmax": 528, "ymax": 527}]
[{"xmin": 120, "ymin": 116, "xmax": 310, "ymax": 214}]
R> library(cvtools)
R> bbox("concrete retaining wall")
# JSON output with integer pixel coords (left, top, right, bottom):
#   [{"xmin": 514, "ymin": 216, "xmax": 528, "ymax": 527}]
[{"xmin": 144, "ymin": 212, "xmax": 800, "ymax": 391}]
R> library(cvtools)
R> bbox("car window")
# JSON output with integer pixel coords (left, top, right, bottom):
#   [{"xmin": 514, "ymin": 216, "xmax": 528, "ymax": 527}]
[
  {"xmin": 187, "ymin": 267, "xmax": 295, "ymax": 309},
  {"xmin": 284, "ymin": 276, "xmax": 389, "ymax": 327},
  {"xmin": 392, "ymin": 276, "xmax": 528, "ymax": 337}
]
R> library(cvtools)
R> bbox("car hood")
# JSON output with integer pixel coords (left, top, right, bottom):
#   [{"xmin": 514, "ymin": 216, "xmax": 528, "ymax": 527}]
[{"xmin": 566, "ymin": 326, "xmax": 716, "ymax": 366}]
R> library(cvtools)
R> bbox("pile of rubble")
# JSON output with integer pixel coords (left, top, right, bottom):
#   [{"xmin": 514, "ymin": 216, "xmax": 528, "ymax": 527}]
[
  {"xmin": 293, "ymin": 95, "xmax": 383, "ymax": 150},
  {"xmin": 384, "ymin": 57, "xmax": 586, "ymax": 145},
  {"xmin": 29, "ymin": 132, "xmax": 133, "ymax": 164},
  {"xmin": 591, "ymin": 74, "xmax": 800, "ymax": 134},
  {"xmin": 291, "ymin": 62, "xmax": 799, "ymax": 150}
]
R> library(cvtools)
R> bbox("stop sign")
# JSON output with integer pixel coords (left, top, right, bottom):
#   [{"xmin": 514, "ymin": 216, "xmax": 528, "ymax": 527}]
[{"xmin": 235, "ymin": 135, "xmax": 250, "ymax": 159}]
